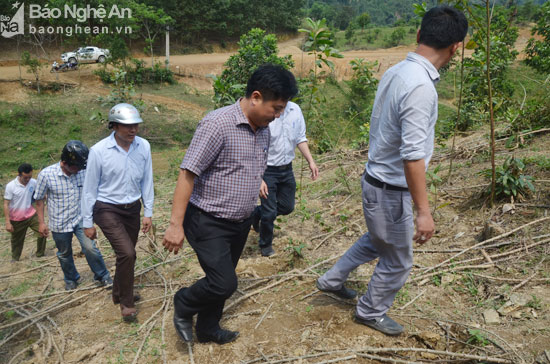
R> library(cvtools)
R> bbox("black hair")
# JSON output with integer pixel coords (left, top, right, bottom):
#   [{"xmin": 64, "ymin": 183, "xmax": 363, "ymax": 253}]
[
  {"xmin": 18, "ymin": 163, "xmax": 32, "ymax": 175},
  {"xmin": 245, "ymin": 64, "xmax": 298, "ymax": 101},
  {"xmin": 419, "ymin": 5, "xmax": 468, "ymax": 49}
]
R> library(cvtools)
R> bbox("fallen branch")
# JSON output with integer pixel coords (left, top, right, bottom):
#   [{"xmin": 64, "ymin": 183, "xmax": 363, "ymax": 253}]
[
  {"xmin": 356, "ymin": 346, "xmax": 514, "ymax": 363},
  {"xmin": 398, "ymin": 289, "xmax": 426, "ymax": 310},
  {"xmin": 131, "ymin": 319, "xmax": 157, "ymax": 364},
  {"xmin": 314, "ymin": 218, "xmax": 363, "ymax": 250},
  {"xmin": 0, "ymin": 261, "xmax": 57, "ymax": 279},
  {"xmin": 312, "ymin": 355, "xmax": 356, "ymax": 364},
  {"xmin": 511, "ymin": 256, "xmax": 546, "ymax": 292},
  {"xmin": 254, "ymin": 302, "xmax": 273, "ymax": 330},
  {"xmin": 419, "ymin": 216, "xmax": 550, "ymax": 275},
  {"xmin": 224, "ymin": 253, "xmax": 343, "ymax": 313}
]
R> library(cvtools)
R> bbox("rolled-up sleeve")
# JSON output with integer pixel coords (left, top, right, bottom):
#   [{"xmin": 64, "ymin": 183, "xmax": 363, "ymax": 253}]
[
  {"xmin": 81, "ymin": 148, "xmax": 101, "ymax": 228},
  {"xmin": 180, "ymin": 118, "xmax": 223, "ymax": 176},
  {"xmin": 295, "ymin": 106, "xmax": 308, "ymax": 145},
  {"xmin": 399, "ymin": 84, "xmax": 436, "ymax": 161},
  {"xmin": 34, "ymin": 172, "xmax": 48, "ymax": 201},
  {"xmin": 141, "ymin": 143, "xmax": 154, "ymax": 218}
]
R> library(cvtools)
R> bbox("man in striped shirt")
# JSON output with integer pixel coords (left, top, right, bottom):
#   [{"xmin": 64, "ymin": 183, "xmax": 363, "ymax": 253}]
[
  {"xmin": 34, "ymin": 141, "xmax": 112, "ymax": 291},
  {"xmin": 163, "ymin": 64, "xmax": 298, "ymax": 345}
]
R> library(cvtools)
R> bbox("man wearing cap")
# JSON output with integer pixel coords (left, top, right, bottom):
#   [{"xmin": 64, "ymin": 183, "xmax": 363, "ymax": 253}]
[
  {"xmin": 34, "ymin": 141, "xmax": 112, "ymax": 291},
  {"xmin": 4, "ymin": 163, "xmax": 46, "ymax": 261},
  {"xmin": 82, "ymin": 103, "xmax": 154, "ymax": 322},
  {"xmin": 315, "ymin": 6, "xmax": 468, "ymax": 336}
]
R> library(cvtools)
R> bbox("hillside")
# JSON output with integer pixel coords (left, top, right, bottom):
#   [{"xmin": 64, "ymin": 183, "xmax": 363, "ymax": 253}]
[{"xmin": 1, "ymin": 34, "xmax": 550, "ymax": 364}]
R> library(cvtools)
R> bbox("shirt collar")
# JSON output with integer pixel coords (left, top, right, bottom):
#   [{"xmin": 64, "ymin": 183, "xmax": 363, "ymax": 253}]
[
  {"xmin": 233, "ymin": 99, "xmax": 250, "ymax": 126},
  {"xmin": 406, "ymin": 52, "xmax": 440, "ymax": 83},
  {"xmin": 55, "ymin": 162, "xmax": 67, "ymax": 177},
  {"xmin": 14, "ymin": 177, "xmax": 25, "ymax": 187},
  {"xmin": 280, "ymin": 101, "xmax": 295, "ymax": 120}
]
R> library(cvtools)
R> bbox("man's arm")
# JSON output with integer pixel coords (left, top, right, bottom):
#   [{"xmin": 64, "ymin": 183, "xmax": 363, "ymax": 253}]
[
  {"xmin": 297, "ymin": 142, "xmax": 319, "ymax": 181},
  {"xmin": 82, "ymin": 148, "xmax": 101, "ymax": 239},
  {"xmin": 33, "ymin": 172, "xmax": 49, "ymax": 237},
  {"xmin": 404, "ymin": 159, "xmax": 434, "ymax": 244},
  {"xmin": 35, "ymin": 199, "xmax": 49, "ymax": 237},
  {"xmin": 162, "ymin": 169, "xmax": 196, "ymax": 254},
  {"xmin": 3, "ymin": 199, "xmax": 13, "ymax": 233},
  {"xmin": 141, "ymin": 145, "xmax": 154, "ymax": 233}
]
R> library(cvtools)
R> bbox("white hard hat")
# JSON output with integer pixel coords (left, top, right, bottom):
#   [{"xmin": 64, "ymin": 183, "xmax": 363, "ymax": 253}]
[{"xmin": 108, "ymin": 103, "xmax": 143, "ymax": 124}]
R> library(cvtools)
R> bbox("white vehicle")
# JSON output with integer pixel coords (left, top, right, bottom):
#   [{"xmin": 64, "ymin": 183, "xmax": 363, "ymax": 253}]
[{"xmin": 61, "ymin": 46, "xmax": 110, "ymax": 64}]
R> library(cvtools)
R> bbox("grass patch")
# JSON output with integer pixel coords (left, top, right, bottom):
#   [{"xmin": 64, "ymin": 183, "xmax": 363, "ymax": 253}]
[
  {"xmin": 137, "ymin": 82, "xmax": 214, "ymax": 111},
  {"xmin": 334, "ymin": 26, "xmax": 417, "ymax": 51}
]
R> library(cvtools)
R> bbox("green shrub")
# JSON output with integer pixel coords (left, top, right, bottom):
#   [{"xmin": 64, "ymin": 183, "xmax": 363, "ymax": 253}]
[
  {"xmin": 483, "ymin": 157, "xmax": 535, "ymax": 200},
  {"xmin": 524, "ymin": 2, "xmax": 550, "ymax": 74},
  {"xmin": 212, "ymin": 28, "xmax": 294, "ymax": 107}
]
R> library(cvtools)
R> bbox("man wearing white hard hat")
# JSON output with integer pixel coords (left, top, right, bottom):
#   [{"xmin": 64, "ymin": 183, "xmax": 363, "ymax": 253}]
[{"xmin": 82, "ymin": 103, "xmax": 154, "ymax": 322}]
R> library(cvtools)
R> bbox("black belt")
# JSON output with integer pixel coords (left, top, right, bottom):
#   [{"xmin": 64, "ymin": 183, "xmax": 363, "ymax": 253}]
[
  {"xmin": 365, "ymin": 173, "xmax": 408, "ymax": 192},
  {"xmin": 113, "ymin": 200, "xmax": 140, "ymax": 209},
  {"xmin": 267, "ymin": 163, "xmax": 292, "ymax": 171},
  {"xmin": 189, "ymin": 204, "xmax": 249, "ymax": 223}
]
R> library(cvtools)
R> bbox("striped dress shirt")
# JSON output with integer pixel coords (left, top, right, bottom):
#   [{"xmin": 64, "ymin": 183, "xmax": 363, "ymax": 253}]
[{"xmin": 34, "ymin": 163, "xmax": 84, "ymax": 233}]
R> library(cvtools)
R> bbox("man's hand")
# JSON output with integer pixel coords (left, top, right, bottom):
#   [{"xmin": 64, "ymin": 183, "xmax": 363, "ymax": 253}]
[
  {"xmin": 259, "ymin": 180, "xmax": 269, "ymax": 199},
  {"xmin": 5, "ymin": 222, "xmax": 14, "ymax": 233},
  {"xmin": 413, "ymin": 209, "xmax": 434, "ymax": 245},
  {"xmin": 38, "ymin": 222, "xmax": 49, "ymax": 237},
  {"xmin": 309, "ymin": 161, "xmax": 319, "ymax": 181},
  {"xmin": 84, "ymin": 227, "xmax": 97, "ymax": 240},
  {"xmin": 142, "ymin": 217, "xmax": 152, "ymax": 233},
  {"xmin": 162, "ymin": 224, "xmax": 185, "ymax": 255}
]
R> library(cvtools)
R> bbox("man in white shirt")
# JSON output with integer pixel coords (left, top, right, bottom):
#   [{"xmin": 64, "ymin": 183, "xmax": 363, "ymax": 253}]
[
  {"xmin": 251, "ymin": 101, "xmax": 318, "ymax": 256},
  {"xmin": 3, "ymin": 163, "xmax": 46, "ymax": 261}
]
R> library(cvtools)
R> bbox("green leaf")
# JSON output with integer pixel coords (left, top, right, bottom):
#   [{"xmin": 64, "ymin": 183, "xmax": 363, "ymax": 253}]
[{"xmin": 465, "ymin": 39, "xmax": 478, "ymax": 50}]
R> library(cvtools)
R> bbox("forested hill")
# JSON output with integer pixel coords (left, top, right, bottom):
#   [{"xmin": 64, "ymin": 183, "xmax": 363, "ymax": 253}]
[
  {"xmin": 0, "ymin": 0, "xmax": 547, "ymax": 51},
  {"xmin": 304, "ymin": 0, "xmax": 549, "ymax": 28}
]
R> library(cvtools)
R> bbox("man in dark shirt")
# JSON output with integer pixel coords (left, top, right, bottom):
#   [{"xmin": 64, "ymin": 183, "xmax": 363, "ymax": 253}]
[{"xmin": 163, "ymin": 64, "xmax": 298, "ymax": 345}]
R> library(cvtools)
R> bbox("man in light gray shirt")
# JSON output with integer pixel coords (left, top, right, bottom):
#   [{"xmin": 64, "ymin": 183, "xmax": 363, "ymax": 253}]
[{"xmin": 316, "ymin": 6, "xmax": 467, "ymax": 336}]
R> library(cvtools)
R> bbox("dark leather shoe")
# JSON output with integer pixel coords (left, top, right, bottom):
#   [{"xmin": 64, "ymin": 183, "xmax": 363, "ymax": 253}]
[
  {"xmin": 354, "ymin": 313, "xmax": 403, "ymax": 336},
  {"xmin": 196, "ymin": 328, "xmax": 239, "ymax": 344},
  {"xmin": 173, "ymin": 312, "xmax": 193, "ymax": 342},
  {"xmin": 260, "ymin": 246, "xmax": 275, "ymax": 257},
  {"xmin": 316, "ymin": 279, "xmax": 357, "ymax": 299}
]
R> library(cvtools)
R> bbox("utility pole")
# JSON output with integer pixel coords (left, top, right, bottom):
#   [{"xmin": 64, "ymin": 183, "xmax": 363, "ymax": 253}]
[{"xmin": 165, "ymin": 25, "xmax": 170, "ymax": 68}]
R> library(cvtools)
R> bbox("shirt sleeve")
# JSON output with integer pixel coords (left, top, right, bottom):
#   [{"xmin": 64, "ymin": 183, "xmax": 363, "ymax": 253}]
[
  {"xmin": 81, "ymin": 147, "xmax": 101, "ymax": 228},
  {"xmin": 180, "ymin": 117, "xmax": 224, "ymax": 176},
  {"xmin": 399, "ymin": 83, "xmax": 436, "ymax": 161},
  {"xmin": 33, "ymin": 172, "xmax": 48, "ymax": 201},
  {"xmin": 4, "ymin": 183, "xmax": 13, "ymax": 200},
  {"xmin": 295, "ymin": 107, "xmax": 308, "ymax": 145},
  {"xmin": 140, "ymin": 143, "xmax": 154, "ymax": 218}
]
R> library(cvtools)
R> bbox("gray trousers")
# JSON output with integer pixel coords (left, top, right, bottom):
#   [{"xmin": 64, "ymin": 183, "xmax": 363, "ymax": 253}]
[{"xmin": 318, "ymin": 172, "xmax": 414, "ymax": 319}]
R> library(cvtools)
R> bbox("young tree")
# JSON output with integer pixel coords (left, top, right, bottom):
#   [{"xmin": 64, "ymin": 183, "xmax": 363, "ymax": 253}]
[
  {"xmin": 21, "ymin": 51, "xmax": 44, "ymax": 94},
  {"xmin": 356, "ymin": 12, "xmax": 371, "ymax": 33},
  {"xmin": 132, "ymin": 2, "xmax": 173, "ymax": 67},
  {"xmin": 212, "ymin": 28, "xmax": 294, "ymax": 107},
  {"xmin": 524, "ymin": 1, "xmax": 550, "ymax": 74}
]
